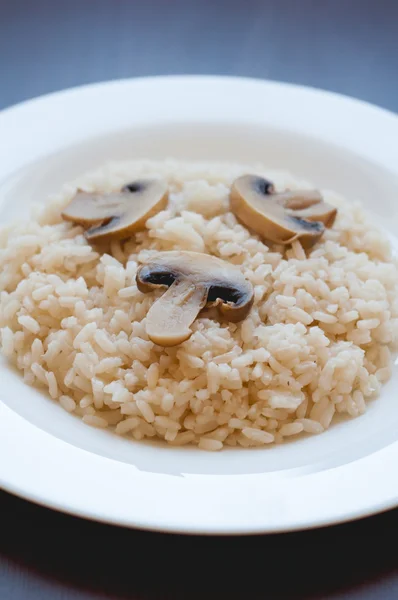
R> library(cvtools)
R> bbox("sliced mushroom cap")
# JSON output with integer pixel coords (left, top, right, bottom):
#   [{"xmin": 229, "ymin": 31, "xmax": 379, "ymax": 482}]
[
  {"xmin": 61, "ymin": 179, "xmax": 168, "ymax": 242},
  {"xmin": 230, "ymin": 175, "xmax": 337, "ymax": 248},
  {"xmin": 136, "ymin": 251, "xmax": 254, "ymax": 346}
]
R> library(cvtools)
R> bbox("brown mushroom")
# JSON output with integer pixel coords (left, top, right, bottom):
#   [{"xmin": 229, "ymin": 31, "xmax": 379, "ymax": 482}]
[
  {"xmin": 136, "ymin": 251, "xmax": 254, "ymax": 346},
  {"xmin": 230, "ymin": 175, "xmax": 337, "ymax": 248},
  {"xmin": 61, "ymin": 179, "xmax": 168, "ymax": 242}
]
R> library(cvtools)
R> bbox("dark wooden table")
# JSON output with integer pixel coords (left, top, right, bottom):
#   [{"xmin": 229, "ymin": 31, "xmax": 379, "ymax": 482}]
[{"xmin": 1, "ymin": 1, "xmax": 398, "ymax": 598}]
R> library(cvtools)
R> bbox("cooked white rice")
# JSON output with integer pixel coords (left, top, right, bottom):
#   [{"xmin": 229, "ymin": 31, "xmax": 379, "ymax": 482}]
[{"xmin": 1, "ymin": 159, "xmax": 397, "ymax": 450}]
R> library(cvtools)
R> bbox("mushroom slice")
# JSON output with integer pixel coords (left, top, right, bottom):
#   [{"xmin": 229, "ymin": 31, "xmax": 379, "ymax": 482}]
[
  {"xmin": 136, "ymin": 251, "xmax": 254, "ymax": 346},
  {"xmin": 61, "ymin": 179, "xmax": 168, "ymax": 242},
  {"xmin": 230, "ymin": 175, "xmax": 337, "ymax": 248}
]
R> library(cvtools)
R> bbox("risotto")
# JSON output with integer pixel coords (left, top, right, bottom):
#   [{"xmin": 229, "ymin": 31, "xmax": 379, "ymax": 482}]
[{"xmin": 0, "ymin": 159, "xmax": 397, "ymax": 450}]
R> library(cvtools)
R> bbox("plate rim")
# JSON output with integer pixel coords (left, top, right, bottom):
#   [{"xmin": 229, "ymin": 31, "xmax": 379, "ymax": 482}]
[{"xmin": 2, "ymin": 74, "xmax": 397, "ymax": 122}]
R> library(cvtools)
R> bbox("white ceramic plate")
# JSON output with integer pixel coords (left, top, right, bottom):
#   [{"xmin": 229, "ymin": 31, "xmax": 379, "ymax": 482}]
[{"xmin": 1, "ymin": 76, "xmax": 398, "ymax": 534}]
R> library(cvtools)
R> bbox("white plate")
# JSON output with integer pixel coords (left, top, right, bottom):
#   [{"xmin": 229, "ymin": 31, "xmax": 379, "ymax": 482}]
[{"xmin": 1, "ymin": 76, "xmax": 398, "ymax": 534}]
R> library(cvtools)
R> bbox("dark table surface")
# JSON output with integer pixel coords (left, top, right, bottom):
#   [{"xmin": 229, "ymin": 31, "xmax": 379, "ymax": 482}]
[{"xmin": 1, "ymin": 1, "xmax": 398, "ymax": 598}]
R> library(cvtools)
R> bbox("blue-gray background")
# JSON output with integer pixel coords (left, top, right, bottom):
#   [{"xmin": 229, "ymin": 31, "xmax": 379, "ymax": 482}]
[
  {"xmin": 1, "ymin": 0, "xmax": 397, "ymax": 111},
  {"xmin": 1, "ymin": 1, "xmax": 398, "ymax": 599}
]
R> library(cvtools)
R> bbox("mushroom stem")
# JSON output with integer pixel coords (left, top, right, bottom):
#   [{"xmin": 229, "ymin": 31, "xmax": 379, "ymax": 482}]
[{"xmin": 145, "ymin": 279, "xmax": 208, "ymax": 347}]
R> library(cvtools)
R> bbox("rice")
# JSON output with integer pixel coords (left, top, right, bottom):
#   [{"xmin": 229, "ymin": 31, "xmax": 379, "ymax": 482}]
[
  {"xmin": 0, "ymin": 159, "xmax": 398, "ymax": 450},
  {"xmin": 59, "ymin": 395, "xmax": 77, "ymax": 413}
]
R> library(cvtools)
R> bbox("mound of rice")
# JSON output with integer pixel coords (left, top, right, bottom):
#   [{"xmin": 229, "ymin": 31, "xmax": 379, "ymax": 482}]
[{"xmin": 1, "ymin": 160, "xmax": 397, "ymax": 450}]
